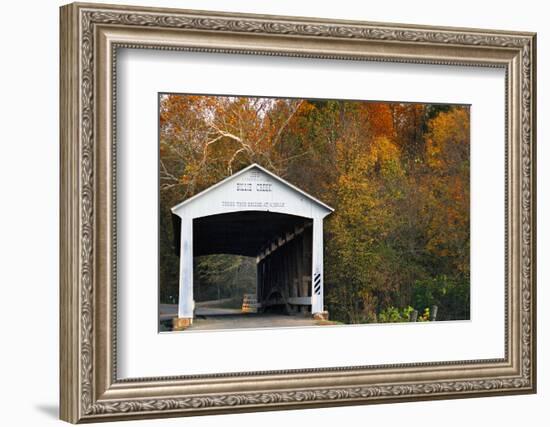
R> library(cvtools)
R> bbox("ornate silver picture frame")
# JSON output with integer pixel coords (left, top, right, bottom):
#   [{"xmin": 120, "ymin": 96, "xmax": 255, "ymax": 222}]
[{"xmin": 60, "ymin": 2, "xmax": 536, "ymax": 423}]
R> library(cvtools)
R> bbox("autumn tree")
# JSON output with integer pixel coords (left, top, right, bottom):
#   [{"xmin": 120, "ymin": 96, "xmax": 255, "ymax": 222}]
[{"xmin": 158, "ymin": 93, "xmax": 471, "ymax": 322}]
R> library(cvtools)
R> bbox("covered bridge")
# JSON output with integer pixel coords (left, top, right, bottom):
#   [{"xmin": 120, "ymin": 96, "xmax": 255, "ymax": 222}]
[{"xmin": 171, "ymin": 163, "xmax": 333, "ymax": 328}]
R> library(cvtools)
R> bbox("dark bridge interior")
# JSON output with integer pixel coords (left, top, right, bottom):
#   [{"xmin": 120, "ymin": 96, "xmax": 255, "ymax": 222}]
[
  {"xmin": 173, "ymin": 211, "xmax": 311, "ymax": 257},
  {"xmin": 172, "ymin": 210, "xmax": 314, "ymax": 314}
]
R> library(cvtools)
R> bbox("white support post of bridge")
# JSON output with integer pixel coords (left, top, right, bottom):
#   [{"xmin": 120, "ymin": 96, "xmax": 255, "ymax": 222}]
[
  {"xmin": 176, "ymin": 217, "xmax": 194, "ymax": 327},
  {"xmin": 311, "ymin": 217, "xmax": 324, "ymax": 316}
]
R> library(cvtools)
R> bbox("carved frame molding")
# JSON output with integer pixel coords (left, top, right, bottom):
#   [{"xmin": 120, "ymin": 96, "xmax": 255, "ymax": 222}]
[{"xmin": 60, "ymin": 2, "xmax": 536, "ymax": 423}]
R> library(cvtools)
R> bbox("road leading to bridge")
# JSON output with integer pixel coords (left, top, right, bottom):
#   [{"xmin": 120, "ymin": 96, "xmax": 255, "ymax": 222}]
[
  {"xmin": 160, "ymin": 303, "xmax": 328, "ymax": 331},
  {"xmin": 189, "ymin": 313, "xmax": 319, "ymax": 330}
]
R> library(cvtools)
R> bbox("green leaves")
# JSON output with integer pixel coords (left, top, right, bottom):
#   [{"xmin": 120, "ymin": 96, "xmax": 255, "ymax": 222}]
[{"xmin": 412, "ymin": 275, "xmax": 470, "ymax": 321}]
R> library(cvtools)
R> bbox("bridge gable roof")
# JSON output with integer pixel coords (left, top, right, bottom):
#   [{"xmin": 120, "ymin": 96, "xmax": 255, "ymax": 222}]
[{"xmin": 171, "ymin": 163, "xmax": 334, "ymax": 218}]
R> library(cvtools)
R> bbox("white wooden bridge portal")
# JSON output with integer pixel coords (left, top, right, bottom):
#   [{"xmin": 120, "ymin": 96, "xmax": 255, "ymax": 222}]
[{"xmin": 171, "ymin": 164, "xmax": 333, "ymax": 329}]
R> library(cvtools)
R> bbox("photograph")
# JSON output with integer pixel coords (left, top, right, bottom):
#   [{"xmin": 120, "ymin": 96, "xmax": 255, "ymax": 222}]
[{"xmin": 158, "ymin": 94, "xmax": 471, "ymax": 332}]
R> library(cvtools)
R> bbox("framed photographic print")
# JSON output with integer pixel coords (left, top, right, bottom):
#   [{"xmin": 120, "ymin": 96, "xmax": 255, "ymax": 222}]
[{"xmin": 59, "ymin": 2, "xmax": 537, "ymax": 423}]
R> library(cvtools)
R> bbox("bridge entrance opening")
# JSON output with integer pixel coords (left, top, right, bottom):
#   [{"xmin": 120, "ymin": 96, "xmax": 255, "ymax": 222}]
[{"xmin": 174, "ymin": 211, "xmax": 314, "ymax": 322}]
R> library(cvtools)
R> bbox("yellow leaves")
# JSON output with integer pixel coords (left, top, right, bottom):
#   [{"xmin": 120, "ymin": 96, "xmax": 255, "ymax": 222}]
[
  {"xmin": 423, "ymin": 108, "xmax": 470, "ymax": 265},
  {"xmin": 296, "ymin": 101, "xmax": 316, "ymax": 115},
  {"xmin": 426, "ymin": 107, "xmax": 470, "ymax": 171},
  {"xmin": 370, "ymin": 136, "xmax": 400, "ymax": 168}
]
